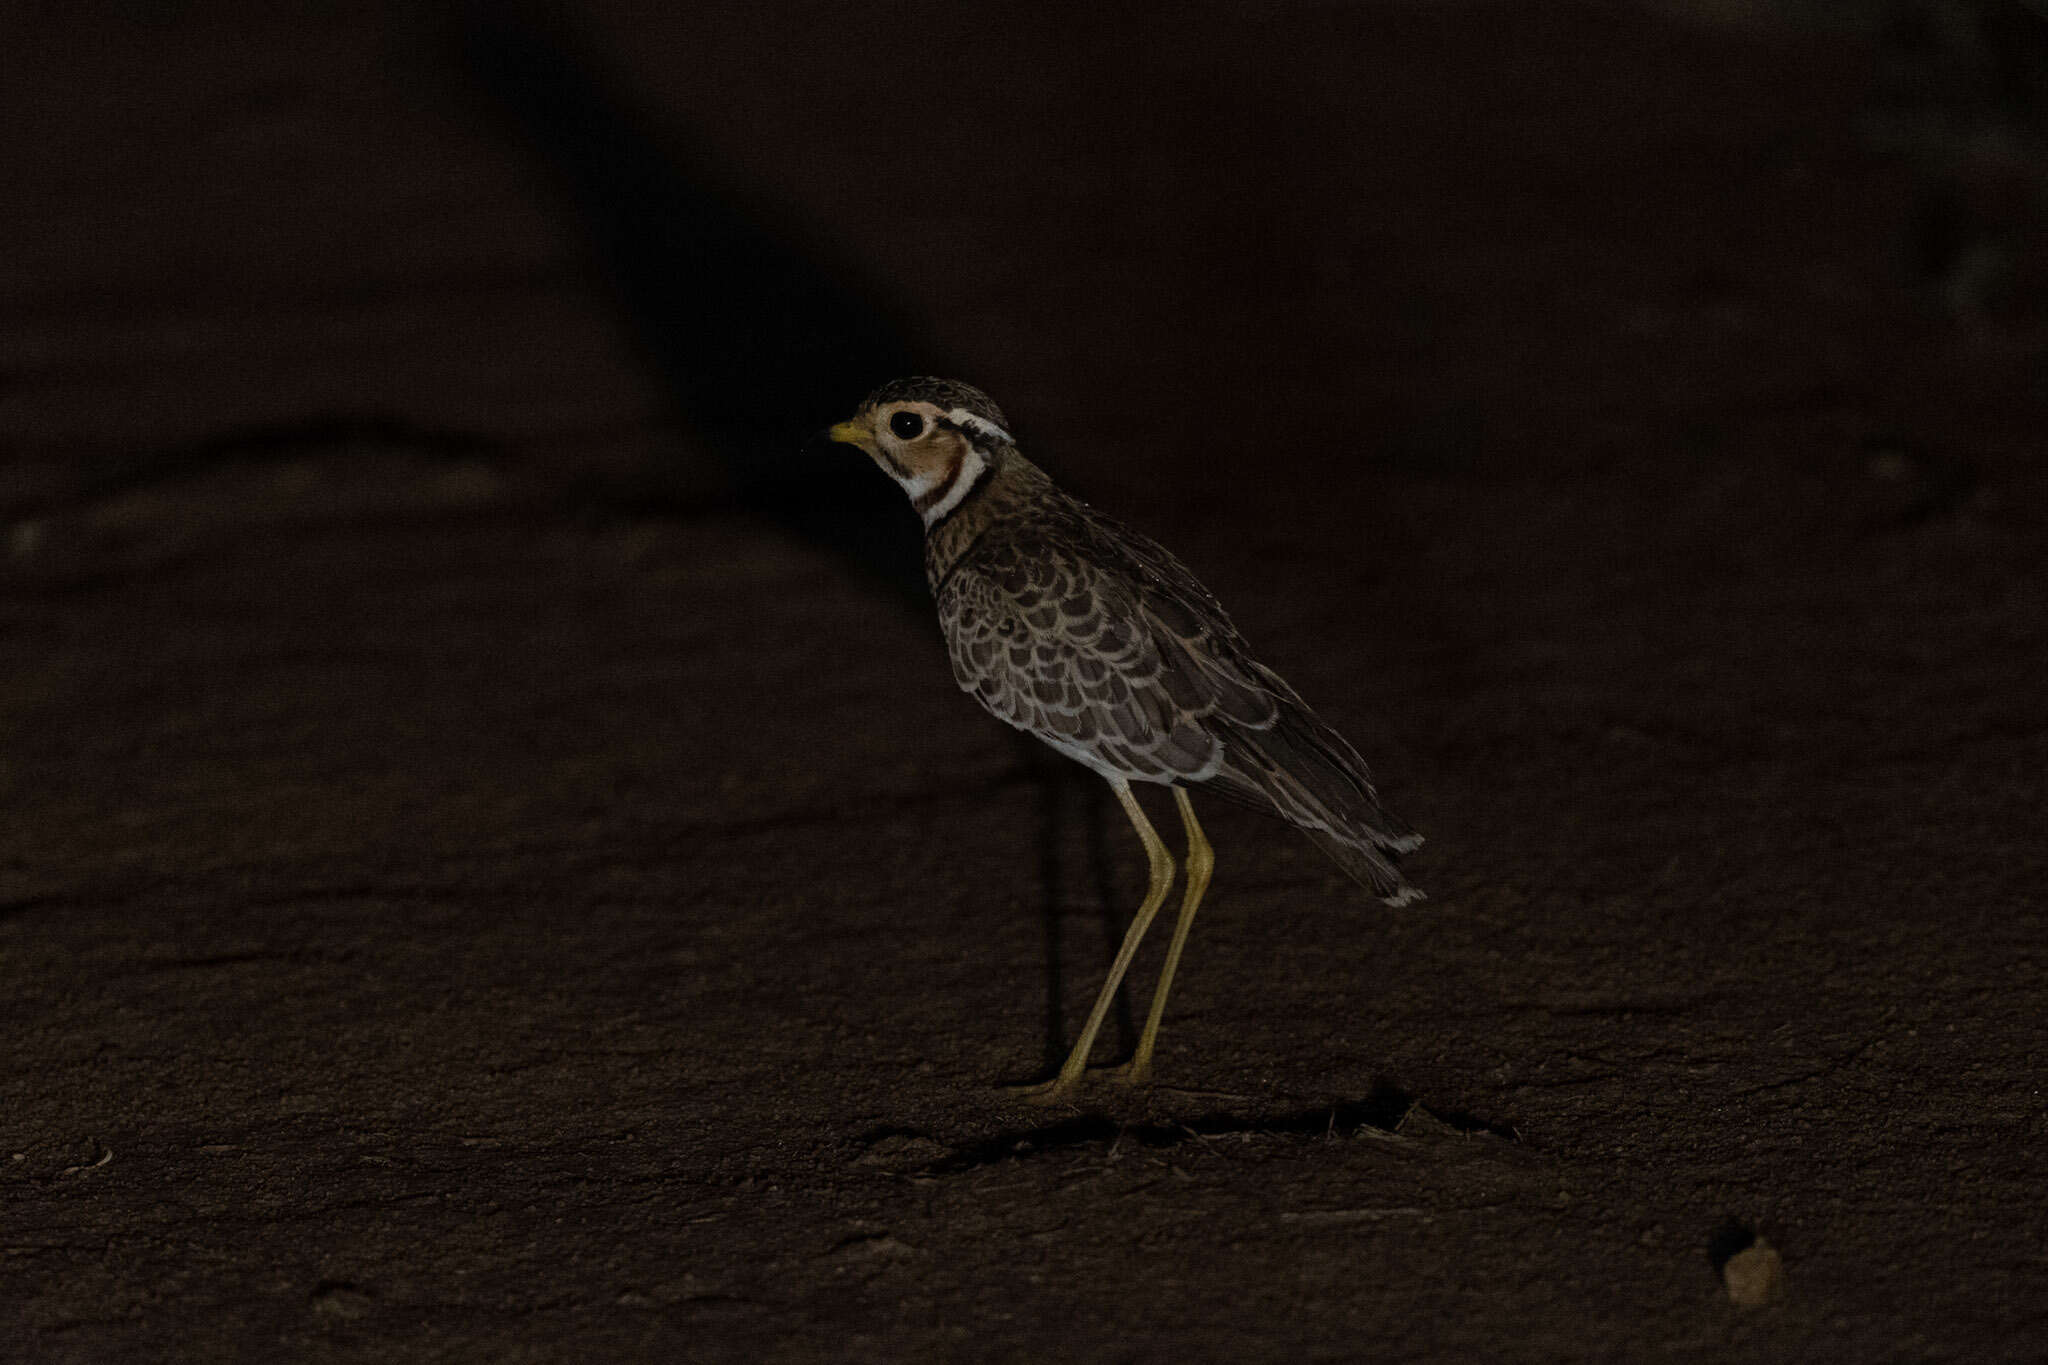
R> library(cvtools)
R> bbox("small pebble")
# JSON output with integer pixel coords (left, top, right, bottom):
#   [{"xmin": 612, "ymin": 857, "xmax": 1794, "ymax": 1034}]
[{"xmin": 1723, "ymin": 1239, "xmax": 1787, "ymax": 1307}]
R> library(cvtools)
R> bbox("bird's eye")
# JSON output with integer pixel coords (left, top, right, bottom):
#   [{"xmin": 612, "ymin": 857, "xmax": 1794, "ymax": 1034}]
[{"xmin": 889, "ymin": 411, "xmax": 925, "ymax": 440}]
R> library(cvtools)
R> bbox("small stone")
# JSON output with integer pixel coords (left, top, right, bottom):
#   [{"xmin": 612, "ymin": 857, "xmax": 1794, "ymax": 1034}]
[
  {"xmin": 1723, "ymin": 1240, "xmax": 1787, "ymax": 1307},
  {"xmin": 310, "ymin": 1282, "xmax": 374, "ymax": 1320}
]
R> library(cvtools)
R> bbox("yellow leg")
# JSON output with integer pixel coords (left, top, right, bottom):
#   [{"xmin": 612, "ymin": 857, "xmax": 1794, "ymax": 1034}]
[
  {"xmin": 1115, "ymin": 788, "xmax": 1214, "ymax": 1087},
  {"xmin": 1024, "ymin": 777, "xmax": 1176, "ymax": 1103}
]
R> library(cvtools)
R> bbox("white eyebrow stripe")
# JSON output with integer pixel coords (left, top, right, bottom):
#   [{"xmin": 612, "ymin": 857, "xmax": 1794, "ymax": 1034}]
[{"xmin": 946, "ymin": 407, "xmax": 1012, "ymax": 446}]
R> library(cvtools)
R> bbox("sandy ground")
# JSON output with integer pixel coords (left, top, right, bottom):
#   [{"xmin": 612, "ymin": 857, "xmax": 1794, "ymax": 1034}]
[{"xmin": 4, "ymin": 3, "xmax": 2045, "ymax": 1360}]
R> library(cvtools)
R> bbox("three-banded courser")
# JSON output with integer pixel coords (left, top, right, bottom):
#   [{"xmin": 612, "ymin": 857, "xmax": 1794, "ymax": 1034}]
[{"xmin": 831, "ymin": 377, "xmax": 1422, "ymax": 1102}]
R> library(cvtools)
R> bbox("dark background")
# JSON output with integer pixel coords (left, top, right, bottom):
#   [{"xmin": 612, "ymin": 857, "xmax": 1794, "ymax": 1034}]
[{"xmin": 4, "ymin": 1, "xmax": 2045, "ymax": 1359}]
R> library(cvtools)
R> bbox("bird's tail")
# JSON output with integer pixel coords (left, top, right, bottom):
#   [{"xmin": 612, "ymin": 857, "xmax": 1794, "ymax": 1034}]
[
  {"xmin": 1301, "ymin": 826, "xmax": 1426, "ymax": 907},
  {"xmin": 1210, "ymin": 704, "xmax": 1425, "ymax": 907}
]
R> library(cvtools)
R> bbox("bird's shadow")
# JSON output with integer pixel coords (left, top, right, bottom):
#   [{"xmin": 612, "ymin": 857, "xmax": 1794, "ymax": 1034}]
[
  {"xmin": 454, "ymin": 5, "xmax": 1126, "ymax": 1066},
  {"xmin": 1028, "ymin": 749, "xmax": 1138, "ymax": 1078},
  {"xmin": 454, "ymin": 0, "xmax": 933, "ymax": 601},
  {"xmin": 862, "ymin": 1080, "xmax": 1524, "ymax": 1176}
]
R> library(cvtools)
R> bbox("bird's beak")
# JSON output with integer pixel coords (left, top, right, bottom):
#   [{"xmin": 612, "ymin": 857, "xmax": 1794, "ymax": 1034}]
[{"xmin": 827, "ymin": 417, "xmax": 875, "ymax": 452}]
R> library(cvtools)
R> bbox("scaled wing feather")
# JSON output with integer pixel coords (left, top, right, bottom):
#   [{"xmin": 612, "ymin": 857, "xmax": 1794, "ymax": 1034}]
[{"xmin": 939, "ymin": 495, "xmax": 1423, "ymax": 905}]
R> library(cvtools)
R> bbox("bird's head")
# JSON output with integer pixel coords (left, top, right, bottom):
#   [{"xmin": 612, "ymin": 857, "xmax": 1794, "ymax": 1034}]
[{"xmin": 829, "ymin": 376, "xmax": 1014, "ymax": 526}]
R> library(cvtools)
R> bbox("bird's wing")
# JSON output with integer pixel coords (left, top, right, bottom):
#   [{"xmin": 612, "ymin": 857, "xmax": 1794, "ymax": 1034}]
[
  {"xmin": 937, "ymin": 524, "xmax": 1263, "ymax": 784},
  {"xmin": 941, "ymin": 507, "xmax": 1423, "ymax": 905},
  {"xmin": 1081, "ymin": 508, "xmax": 1426, "ymax": 904}
]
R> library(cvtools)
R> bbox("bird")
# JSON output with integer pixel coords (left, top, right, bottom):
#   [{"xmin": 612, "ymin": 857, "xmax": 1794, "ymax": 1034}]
[{"xmin": 829, "ymin": 377, "xmax": 1422, "ymax": 1101}]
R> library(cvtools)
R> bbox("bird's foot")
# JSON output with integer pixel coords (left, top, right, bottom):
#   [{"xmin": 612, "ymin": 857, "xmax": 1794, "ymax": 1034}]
[
  {"xmin": 1007, "ymin": 1075, "xmax": 1086, "ymax": 1106},
  {"xmin": 1102, "ymin": 1060, "xmax": 1155, "ymax": 1089},
  {"xmin": 1005, "ymin": 1060, "xmax": 1155, "ymax": 1106}
]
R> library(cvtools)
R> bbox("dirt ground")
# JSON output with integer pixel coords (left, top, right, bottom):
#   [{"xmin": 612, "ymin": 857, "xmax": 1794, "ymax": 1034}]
[{"xmin": 4, "ymin": 3, "xmax": 2045, "ymax": 1361}]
